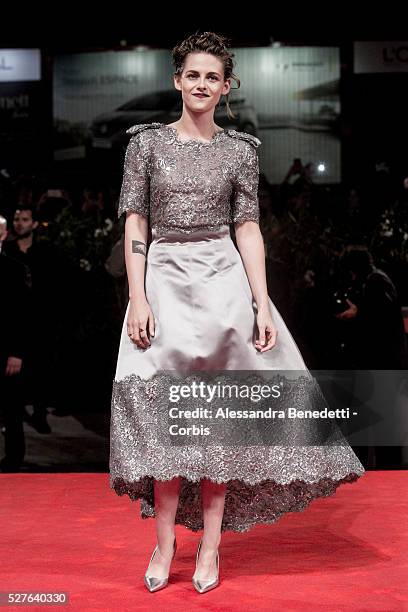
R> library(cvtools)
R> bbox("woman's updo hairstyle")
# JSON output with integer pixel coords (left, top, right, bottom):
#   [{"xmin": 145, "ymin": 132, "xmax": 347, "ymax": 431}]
[{"xmin": 171, "ymin": 31, "xmax": 240, "ymax": 120}]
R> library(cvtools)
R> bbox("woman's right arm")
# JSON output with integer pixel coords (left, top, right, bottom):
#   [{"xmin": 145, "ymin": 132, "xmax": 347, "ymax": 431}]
[{"xmin": 124, "ymin": 211, "xmax": 155, "ymax": 348}]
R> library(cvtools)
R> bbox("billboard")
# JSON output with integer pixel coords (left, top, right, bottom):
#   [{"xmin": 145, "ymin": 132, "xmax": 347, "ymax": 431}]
[{"xmin": 54, "ymin": 46, "xmax": 340, "ymax": 183}]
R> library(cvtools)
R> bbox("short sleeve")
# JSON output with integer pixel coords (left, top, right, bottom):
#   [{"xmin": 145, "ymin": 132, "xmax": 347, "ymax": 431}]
[
  {"xmin": 117, "ymin": 134, "xmax": 150, "ymax": 219},
  {"xmin": 231, "ymin": 143, "xmax": 260, "ymax": 225}
]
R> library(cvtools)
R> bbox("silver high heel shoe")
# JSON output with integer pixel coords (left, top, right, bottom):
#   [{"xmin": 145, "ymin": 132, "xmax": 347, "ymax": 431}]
[
  {"xmin": 144, "ymin": 536, "xmax": 177, "ymax": 592},
  {"xmin": 192, "ymin": 537, "xmax": 220, "ymax": 594}
]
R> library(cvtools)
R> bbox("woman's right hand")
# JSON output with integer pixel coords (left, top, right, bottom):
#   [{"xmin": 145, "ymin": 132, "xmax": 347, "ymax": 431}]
[{"xmin": 127, "ymin": 296, "xmax": 155, "ymax": 348}]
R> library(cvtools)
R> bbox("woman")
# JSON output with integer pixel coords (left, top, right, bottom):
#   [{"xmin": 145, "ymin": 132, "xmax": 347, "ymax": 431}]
[{"xmin": 109, "ymin": 31, "xmax": 365, "ymax": 594}]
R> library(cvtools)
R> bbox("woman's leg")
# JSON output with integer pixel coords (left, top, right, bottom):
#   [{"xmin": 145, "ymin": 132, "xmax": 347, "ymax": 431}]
[
  {"xmin": 146, "ymin": 477, "xmax": 181, "ymax": 578},
  {"xmin": 193, "ymin": 479, "xmax": 226, "ymax": 580}
]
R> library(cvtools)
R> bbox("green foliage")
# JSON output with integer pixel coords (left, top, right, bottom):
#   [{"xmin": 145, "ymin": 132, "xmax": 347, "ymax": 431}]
[
  {"xmin": 39, "ymin": 206, "xmax": 120, "ymax": 272},
  {"xmin": 370, "ymin": 204, "xmax": 408, "ymax": 267}
]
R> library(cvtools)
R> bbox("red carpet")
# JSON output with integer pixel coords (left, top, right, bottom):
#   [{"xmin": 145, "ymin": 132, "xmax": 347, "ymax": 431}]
[{"xmin": 1, "ymin": 472, "xmax": 407, "ymax": 611}]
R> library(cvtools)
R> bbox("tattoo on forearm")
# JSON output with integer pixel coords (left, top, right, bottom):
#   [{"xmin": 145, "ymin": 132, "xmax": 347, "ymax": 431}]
[{"xmin": 132, "ymin": 240, "xmax": 147, "ymax": 256}]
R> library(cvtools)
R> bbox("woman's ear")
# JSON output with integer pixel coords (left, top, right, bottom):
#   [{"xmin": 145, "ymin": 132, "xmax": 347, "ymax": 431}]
[
  {"xmin": 174, "ymin": 74, "xmax": 182, "ymax": 92},
  {"xmin": 223, "ymin": 79, "xmax": 231, "ymax": 96}
]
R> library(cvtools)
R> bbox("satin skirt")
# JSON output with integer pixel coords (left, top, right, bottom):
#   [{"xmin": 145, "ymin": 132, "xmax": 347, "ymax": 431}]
[{"xmin": 109, "ymin": 224, "xmax": 365, "ymax": 533}]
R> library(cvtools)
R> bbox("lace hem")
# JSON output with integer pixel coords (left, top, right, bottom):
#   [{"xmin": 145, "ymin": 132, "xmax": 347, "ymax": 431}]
[
  {"xmin": 110, "ymin": 370, "xmax": 365, "ymax": 532},
  {"xmin": 109, "ymin": 470, "xmax": 363, "ymax": 533}
]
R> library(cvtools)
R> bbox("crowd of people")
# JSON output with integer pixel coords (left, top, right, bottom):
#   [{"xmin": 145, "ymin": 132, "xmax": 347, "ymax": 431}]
[{"xmin": 1, "ymin": 157, "xmax": 407, "ymax": 472}]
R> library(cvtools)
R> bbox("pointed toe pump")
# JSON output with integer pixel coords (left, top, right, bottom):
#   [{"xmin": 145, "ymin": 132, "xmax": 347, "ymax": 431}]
[
  {"xmin": 144, "ymin": 536, "xmax": 177, "ymax": 592},
  {"xmin": 192, "ymin": 538, "xmax": 220, "ymax": 594}
]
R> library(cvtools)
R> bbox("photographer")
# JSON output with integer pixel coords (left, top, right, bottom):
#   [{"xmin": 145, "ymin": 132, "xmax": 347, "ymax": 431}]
[{"xmin": 335, "ymin": 246, "xmax": 407, "ymax": 369}]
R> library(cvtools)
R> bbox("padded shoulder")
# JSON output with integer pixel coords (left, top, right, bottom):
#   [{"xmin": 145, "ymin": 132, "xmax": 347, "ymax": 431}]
[
  {"xmin": 225, "ymin": 129, "xmax": 261, "ymax": 148},
  {"xmin": 126, "ymin": 122, "xmax": 163, "ymax": 135}
]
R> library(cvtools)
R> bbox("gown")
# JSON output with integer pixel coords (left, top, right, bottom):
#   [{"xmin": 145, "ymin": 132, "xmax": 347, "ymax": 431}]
[{"xmin": 109, "ymin": 122, "xmax": 365, "ymax": 533}]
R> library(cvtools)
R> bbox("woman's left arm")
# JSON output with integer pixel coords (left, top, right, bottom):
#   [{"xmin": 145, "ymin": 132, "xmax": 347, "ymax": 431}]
[
  {"xmin": 235, "ymin": 221, "xmax": 278, "ymax": 352},
  {"xmin": 231, "ymin": 138, "xmax": 277, "ymax": 352}
]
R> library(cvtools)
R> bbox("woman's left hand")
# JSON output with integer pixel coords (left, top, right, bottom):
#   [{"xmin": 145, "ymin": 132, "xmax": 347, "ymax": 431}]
[{"xmin": 255, "ymin": 304, "xmax": 278, "ymax": 352}]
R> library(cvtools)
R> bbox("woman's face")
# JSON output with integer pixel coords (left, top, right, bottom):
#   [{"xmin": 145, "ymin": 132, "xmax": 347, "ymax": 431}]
[{"xmin": 174, "ymin": 52, "xmax": 231, "ymax": 115}]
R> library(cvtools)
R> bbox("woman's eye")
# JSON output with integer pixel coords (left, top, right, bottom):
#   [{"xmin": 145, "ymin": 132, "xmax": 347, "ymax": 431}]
[{"xmin": 187, "ymin": 75, "xmax": 218, "ymax": 81}]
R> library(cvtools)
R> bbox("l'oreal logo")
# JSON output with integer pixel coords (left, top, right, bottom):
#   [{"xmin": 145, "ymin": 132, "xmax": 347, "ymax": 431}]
[
  {"xmin": 382, "ymin": 46, "xmax": 408, "ymax": 64},
  {"xmin": 0, "ymin": 57, "xmax": 12, "ymax": 71}
]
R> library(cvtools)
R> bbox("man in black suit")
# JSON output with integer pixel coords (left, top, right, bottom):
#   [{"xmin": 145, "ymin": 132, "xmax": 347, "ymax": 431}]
[
  {"xmin": 0, "ymin": 217, "xmax": 32, "ymax": 471},
  {"xmin": 3, "ymin": 205, "xmax": 64, "ymax": 433}
]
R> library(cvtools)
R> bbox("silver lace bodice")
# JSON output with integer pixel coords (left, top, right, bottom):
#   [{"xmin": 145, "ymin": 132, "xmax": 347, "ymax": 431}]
[{"xmin": 117, "ymin": 122, "xmax": 261, "ymax": 235}]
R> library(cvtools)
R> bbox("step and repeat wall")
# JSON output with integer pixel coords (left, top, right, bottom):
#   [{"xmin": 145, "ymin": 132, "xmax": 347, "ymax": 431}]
[
  {"xmin": 53, "ymin": 46, "xmax": 341, "ymax": 184},
  {"xmin": 0, "ymin": 49, "xmax": 45, "ymax": 170}
]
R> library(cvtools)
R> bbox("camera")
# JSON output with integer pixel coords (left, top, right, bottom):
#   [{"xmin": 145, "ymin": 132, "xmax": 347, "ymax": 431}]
[{"xmin": 330, "ymin": 289, "xmax": 350, "ymax": 315}]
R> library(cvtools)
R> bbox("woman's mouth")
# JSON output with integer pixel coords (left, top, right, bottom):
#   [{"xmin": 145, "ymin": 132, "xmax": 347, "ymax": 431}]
[{"xmin": 193, "ymin": 94, "xmax": 209, "ymax": 98}]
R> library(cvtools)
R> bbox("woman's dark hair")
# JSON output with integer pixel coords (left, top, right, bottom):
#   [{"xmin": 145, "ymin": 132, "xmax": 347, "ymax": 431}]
[{"xmin": 171, "ymin": 31, "xmax": 240, "ymax": 120}]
